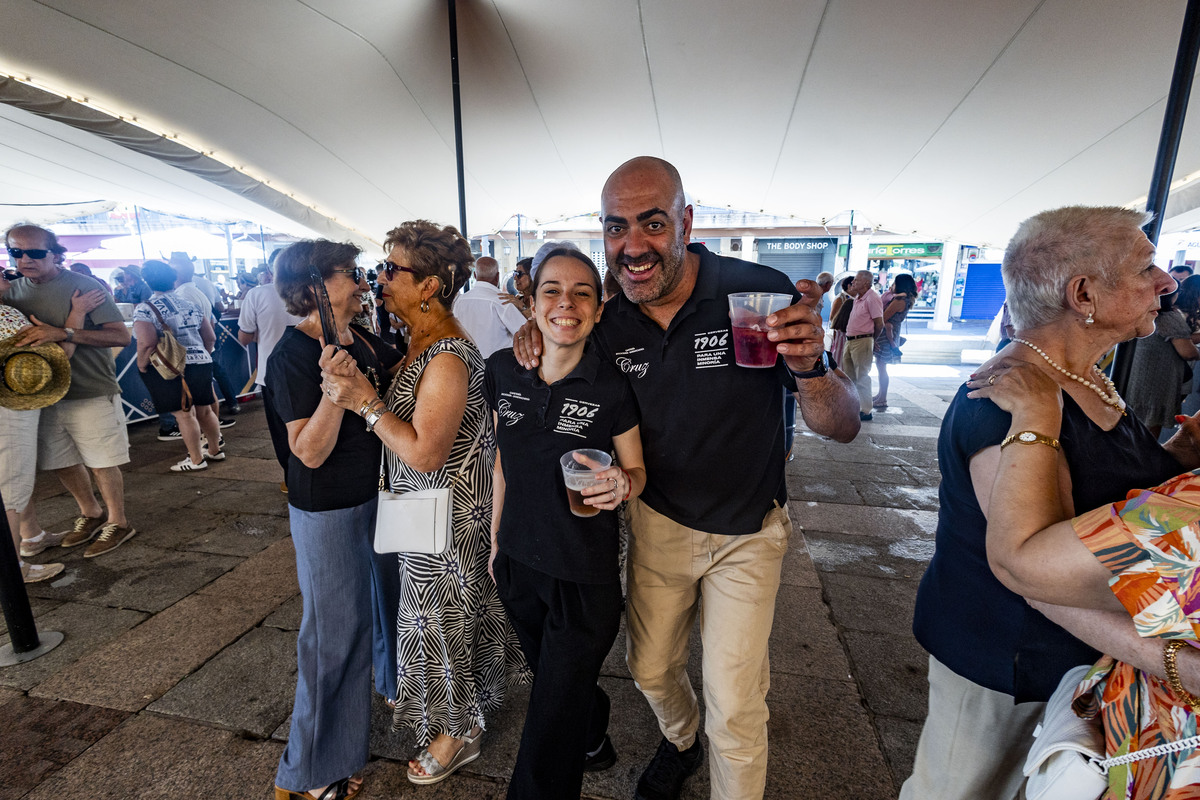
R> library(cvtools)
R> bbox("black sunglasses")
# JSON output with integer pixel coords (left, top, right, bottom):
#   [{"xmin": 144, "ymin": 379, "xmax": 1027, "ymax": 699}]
[
  {"xmin": 331, "ymin": 266, "xmax": 365, "ymax": 283},
  {"xmin": 7, "ymin": 247, "xmax": 50, "ymax": 260},
  {"xmin": 378, "ymin": 260, "xmax": 419, "ymax": 281}
]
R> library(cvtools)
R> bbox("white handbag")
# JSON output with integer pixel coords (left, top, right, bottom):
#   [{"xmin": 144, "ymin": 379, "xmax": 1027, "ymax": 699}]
[
  {"xmin": 373, "ymin": 425, "xmax": 483, "ymax": 555},
  {"xmin": 1024, "ymin": 663, "xmax": 1200, "ymax": 800},
  {"xmin": 1023, "ymin": 665, "xmax": 1107, "ymax": 800}
]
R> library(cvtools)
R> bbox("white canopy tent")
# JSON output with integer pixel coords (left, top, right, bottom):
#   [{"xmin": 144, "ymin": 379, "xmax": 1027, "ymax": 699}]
[{"xmin": 0, "ymin": 0, "xmax": 1198, "ymax": 251}]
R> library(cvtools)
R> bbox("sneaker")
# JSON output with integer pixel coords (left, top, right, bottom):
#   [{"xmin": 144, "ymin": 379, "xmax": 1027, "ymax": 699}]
[
  {"xmin": 21, "ymin": 561, "xmax": 65, "ymax": 583},
  {"xmin": 200, "ymin": 434, "xmax": 226, "ymax": 450},
  {"xmin": 583, "ymin": 734, "xmax": 617, "ymax": 772},
  {"xmin": 204, "ymin": 450, "xmax": 226, "ymax": 461},
  {"xmin": 19, "ymin": 529, "xmax": 68, "ymax": 558},
  {"xmin": 635, "ymin": 738, "xmax": 703, "ymax": 800},
  {"xmin": 170, "ymin": 456, "xmax": 208, "ymax": 472},
  {"xmin": 218, "ymin": 417, "xmax": 237, "ymax": 429},
  {"xmin": 61, "ymin": 515, "xmax": 106, "ymax": 548},
  {"xmin": 157, "ymin": 427, "xmax": 182, "ymax": 442},
  {"xmin": 84, "ymin": 523, "xmax": 137, "ymax": 558}
]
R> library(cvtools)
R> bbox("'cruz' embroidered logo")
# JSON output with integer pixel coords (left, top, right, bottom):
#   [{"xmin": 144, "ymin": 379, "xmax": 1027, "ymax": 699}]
[
  {"xmin": 497, "ymin": 392, "xmax": 527, "ymax": 426},
  {"xmin": 615, "ymin": 346, "xmax": 649, "ymax": 379}
]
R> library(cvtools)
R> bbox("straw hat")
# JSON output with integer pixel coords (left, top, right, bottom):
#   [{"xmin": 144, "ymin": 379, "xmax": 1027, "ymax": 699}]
[{"xmin": 0, "ymin": 309, "xmax": 71, "ymax": 411}]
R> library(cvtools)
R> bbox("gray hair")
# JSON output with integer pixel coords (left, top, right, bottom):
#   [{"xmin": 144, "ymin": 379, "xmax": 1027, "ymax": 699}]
[{"xmin": 1002, "ymin": 206, "xmax": 1152, "ymax": 330}]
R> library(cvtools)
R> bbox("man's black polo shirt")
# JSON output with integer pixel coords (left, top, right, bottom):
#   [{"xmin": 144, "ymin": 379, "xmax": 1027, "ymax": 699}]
[
  {"xmin": 591, "ymin": 243, "xmax": 800, "ymax": 535},
  {"xmin": 484, "ymin": 347, "xmax": 639, "ymax": 584}
]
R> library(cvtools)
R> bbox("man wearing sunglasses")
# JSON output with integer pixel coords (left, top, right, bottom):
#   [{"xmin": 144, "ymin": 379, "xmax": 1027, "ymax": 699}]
[{"xmin": 4, "ymin": 224, "xmax": 138, "ymax": 558}]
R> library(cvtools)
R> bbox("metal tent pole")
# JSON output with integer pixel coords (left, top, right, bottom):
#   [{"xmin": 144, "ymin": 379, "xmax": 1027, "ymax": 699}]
[
  {"xmin": 0, "ymin": 488, "xmax": 64, "ymax": 666},
  {"xmin": 1112, "ymin": 0, "xmax": 1200, "ymax": 392},
  {"xmin": 448, "ymin": 0, "xmax": 468, "ymax": 239}
]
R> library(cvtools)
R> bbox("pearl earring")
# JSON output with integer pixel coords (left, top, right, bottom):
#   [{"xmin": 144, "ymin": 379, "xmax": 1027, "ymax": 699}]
[{"xmin": 1085, "ymin": 310, "xmax": 1095, "ymax": 326}]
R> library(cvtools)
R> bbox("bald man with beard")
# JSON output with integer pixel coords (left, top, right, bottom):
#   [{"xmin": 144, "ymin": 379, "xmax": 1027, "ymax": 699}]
[{"xmin": 453, "ymin": 256, "xmax": 529, "ymax": 358}]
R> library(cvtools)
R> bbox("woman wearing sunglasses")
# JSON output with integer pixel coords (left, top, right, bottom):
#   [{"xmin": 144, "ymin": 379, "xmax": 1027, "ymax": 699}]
[
  {"xmin": 321, "ymin": 220, "xmax": 526, "ymax": 785},
  {"xmin": 267, "ymin": 240, "xmax": 403, "ymax": 800}
]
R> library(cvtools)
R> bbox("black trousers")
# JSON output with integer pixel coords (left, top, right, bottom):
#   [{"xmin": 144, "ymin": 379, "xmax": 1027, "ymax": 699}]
[{"xmin": 493, "ymin": 552, "xmax": 622, "ymax": 800}]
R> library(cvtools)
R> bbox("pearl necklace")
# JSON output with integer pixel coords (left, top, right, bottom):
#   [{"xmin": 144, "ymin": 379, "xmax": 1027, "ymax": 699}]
[{"xmin": 1011, "ymin": 338, "xmax": 1126, "ymax": 414}]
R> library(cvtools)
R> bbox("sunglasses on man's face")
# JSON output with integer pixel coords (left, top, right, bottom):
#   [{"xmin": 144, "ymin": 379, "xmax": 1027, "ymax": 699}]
[
  {"xmin": 331, "ymin": 266, "xmax": 365, "ymax": 283},
  {"xmin": 378, "ymin": 261, "xmax": 419, "ymax": 281},
  {"xmin": 7, "ymin": 247, "xmax": 51, "ymax": 260}
]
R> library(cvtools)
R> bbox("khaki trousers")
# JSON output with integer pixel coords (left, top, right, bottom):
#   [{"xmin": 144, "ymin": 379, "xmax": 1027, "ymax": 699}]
[
  {"xmin": 625, "ymin": 499, "xmax": 791, "ymax": 800},
  {"xmin": 841, "ymin": 335, "xmax": 875, "ymax": 414},
  {"xmin": 899, "ymin": 655, "xmax": 1044, "ymax": 800}
]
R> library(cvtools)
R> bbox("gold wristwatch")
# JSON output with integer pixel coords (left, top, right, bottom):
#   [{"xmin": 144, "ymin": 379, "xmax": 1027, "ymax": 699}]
[{"xmin": 999, "ymin": 431, "xmax": 1060, "ymax": 451}]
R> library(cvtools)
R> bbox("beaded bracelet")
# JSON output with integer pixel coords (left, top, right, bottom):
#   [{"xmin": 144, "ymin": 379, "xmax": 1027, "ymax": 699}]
[{"xmin": 1164, "ymin": 640, "xmax": 1200, "ymax": 713}]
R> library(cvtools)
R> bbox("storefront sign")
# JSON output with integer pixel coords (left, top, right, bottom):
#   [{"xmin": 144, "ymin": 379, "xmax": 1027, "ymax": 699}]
[
  {"xmin": 758, "ymin": 237, "xmax": 835, "ymax": 253},
  {"xmin": 868, "ymin": 243, "xmax": 943, "ymax": 259}
]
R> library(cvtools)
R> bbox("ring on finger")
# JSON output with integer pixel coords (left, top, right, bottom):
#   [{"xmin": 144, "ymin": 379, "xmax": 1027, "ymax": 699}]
[{"xmin": 988, "ymin": 374, "xmax": 996, "ymax": 386}]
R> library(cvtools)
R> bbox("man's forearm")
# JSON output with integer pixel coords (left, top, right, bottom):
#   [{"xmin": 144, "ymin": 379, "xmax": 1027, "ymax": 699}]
[
  {"xmin": 72, "ymin": 326, "xmax": 131, "ymax": 348},
  {"xmin": 794, "ymin": 369, "xmax": 861, "ymax": 443}
]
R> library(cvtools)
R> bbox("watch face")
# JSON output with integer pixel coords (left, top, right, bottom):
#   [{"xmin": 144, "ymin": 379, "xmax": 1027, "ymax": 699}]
[{"xmin": 1018, "ymin": 432, "xmax": 1036, "ymax": 443}]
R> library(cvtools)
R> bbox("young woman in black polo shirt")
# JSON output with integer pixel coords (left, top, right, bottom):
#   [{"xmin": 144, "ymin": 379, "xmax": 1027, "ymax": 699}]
[{"xmin": 485, "ymin": 248, "xmax": 645, "ymax": 800}]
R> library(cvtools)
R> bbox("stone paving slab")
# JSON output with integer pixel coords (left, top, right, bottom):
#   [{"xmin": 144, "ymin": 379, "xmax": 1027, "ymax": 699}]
[
  {"xmin": 820, "ymin": 572, "xmax": 919, "ymax": 636},
  {"xmin": 844, "ymin": 631, "xmax": 929, "ymax": 723},
  {"xmin": 0, "ymin": 694, "xmax": 129, "ymax": 800},
  {"xmin": 779, "ymin": 530, "xmax": 822, "ymax": 589},
  {"xmin": 19, "ymin": 712, "xmax": 284, "ymax": 800},
  {"xmin": 150, "ymin": 625, "xmax": 298, "ymax": 738},
  {"xmin": 124, "ymin": 507, "xmax": 229, "ymax": 550},
  {"xmin": 786, "ymin": 474, "xmax": 864, "ymax": 505},
  {"xmin": 195, "ymin": 535, "xmax": 298, "ymax": 608},
  {"xmin": 855, "ymin": 481, "xmax": 939, "ymax": 511},
  {"xmin": 764, "ymin": 672, "xmax": 896, "ymax": 798},
  {"xmin": 875, "ymin": 715, "xmax": 924, "ymax": 791},
  {"xmin": 28, "ymin": 590, "xmax": 273, "ymax": 711},
  {"xmin": 179, "ymin": 512, "xmax": 291, "ymax": 557},
  {"xmin": 791, "ymin": 501, "xmax": 937, "ymax": 541},
  {"xmin": 263, "ymin": 594, "xmax": 303, "ymax": 630},
  {"xmin": 190, "ymin": 481, "xmax": 290, "ymax": 517},
  {"xmin": 0, "ymin": 602, "xmax": 147, "ymax": 691},
  {"xmin": 23, "ymin": 542, "xmax": 242, "ymax": 614},
  {"xmin": 770, "ymin": 584, "xmax": 852, "ymax": 681},
  {"xmin": 804, "ymin": 531, "xmax": 933, "ymax": 581},
  {"xmin": 789, "ymin": 458, "xmax": 916, "ymax": 486}
]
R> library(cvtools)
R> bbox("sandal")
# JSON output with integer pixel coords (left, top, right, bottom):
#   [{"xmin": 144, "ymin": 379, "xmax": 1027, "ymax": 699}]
[
  {"xmin": 407, "ymin": 729, "xmax": 482, "ymax": 785},
  {"xmin": 274, "ymin": 776, "xmax": 361, "ymax": 800}
]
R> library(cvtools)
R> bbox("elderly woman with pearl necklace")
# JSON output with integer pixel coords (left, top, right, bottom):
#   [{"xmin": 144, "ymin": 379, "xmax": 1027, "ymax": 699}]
[{"xmin": 900, "ymin": 206, "xmax": 1200, "ymax": 800}]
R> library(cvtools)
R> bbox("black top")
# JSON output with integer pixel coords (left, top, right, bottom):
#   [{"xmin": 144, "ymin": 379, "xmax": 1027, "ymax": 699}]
[
  {"xmin": 265, "ymin": 325, "xmax": 402, "ymax": 512},
  {"xmin": 484, "ymin": 347, "xmax": 639, "ymax": 584},
  {"xmin": 590, "ymin": 243, "xmax": 801, "ymax": 535},
  {"xmin": 912, "ymin": 386, "xmax": 1181, "ymax": 702}
]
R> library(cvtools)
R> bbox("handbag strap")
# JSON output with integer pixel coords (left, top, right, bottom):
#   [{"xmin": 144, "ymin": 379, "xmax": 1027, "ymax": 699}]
[
  {"xmin": 1094, "ymin": 733, "xmax": 1200, "ymax": 773},
  {"xmin": 379, "ymin": 414, "xmax": 485, "ymax": 491},
  {"xmin": 145, "ymin": 300, "xmax": 186, "ymax": 378}
]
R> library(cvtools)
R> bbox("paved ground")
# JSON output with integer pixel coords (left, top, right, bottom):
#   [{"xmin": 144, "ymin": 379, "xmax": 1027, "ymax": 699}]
[{"xmin": 0, "ymin": 363, "xmax": 971, "ymax": 800}]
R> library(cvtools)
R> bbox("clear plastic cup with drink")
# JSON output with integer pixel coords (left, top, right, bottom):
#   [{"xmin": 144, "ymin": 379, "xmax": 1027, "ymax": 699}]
[
  {"xmin": 728, "ymin": 292, "xmax": 793, "ymax": 368},
  {"xmin": 559, "ymin": 449, "xmax": 613, "ymax": 518}
]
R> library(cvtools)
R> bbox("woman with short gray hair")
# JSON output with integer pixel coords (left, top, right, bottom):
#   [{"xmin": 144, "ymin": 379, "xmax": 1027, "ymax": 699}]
[{"xmin": 902, "ymin": 206, "xmax": 1197, "ymax": 799}]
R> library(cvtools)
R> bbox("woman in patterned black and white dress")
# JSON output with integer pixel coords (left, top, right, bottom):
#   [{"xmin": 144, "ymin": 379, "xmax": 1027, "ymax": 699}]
[{"xmin": 322, "ymin": 220, "xmax": 526, "ymax": 786}]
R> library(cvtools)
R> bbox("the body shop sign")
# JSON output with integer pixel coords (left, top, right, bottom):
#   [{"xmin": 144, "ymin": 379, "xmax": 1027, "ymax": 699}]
[{"xmin": 759, "ymin": 238, "xmax": 836, "ymax": 253}]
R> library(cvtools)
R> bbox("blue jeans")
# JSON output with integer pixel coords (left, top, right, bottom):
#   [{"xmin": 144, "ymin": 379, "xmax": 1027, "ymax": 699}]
[{"xmin": 276, "ymin": 497, "xmax": 382, "ymax": 792}]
